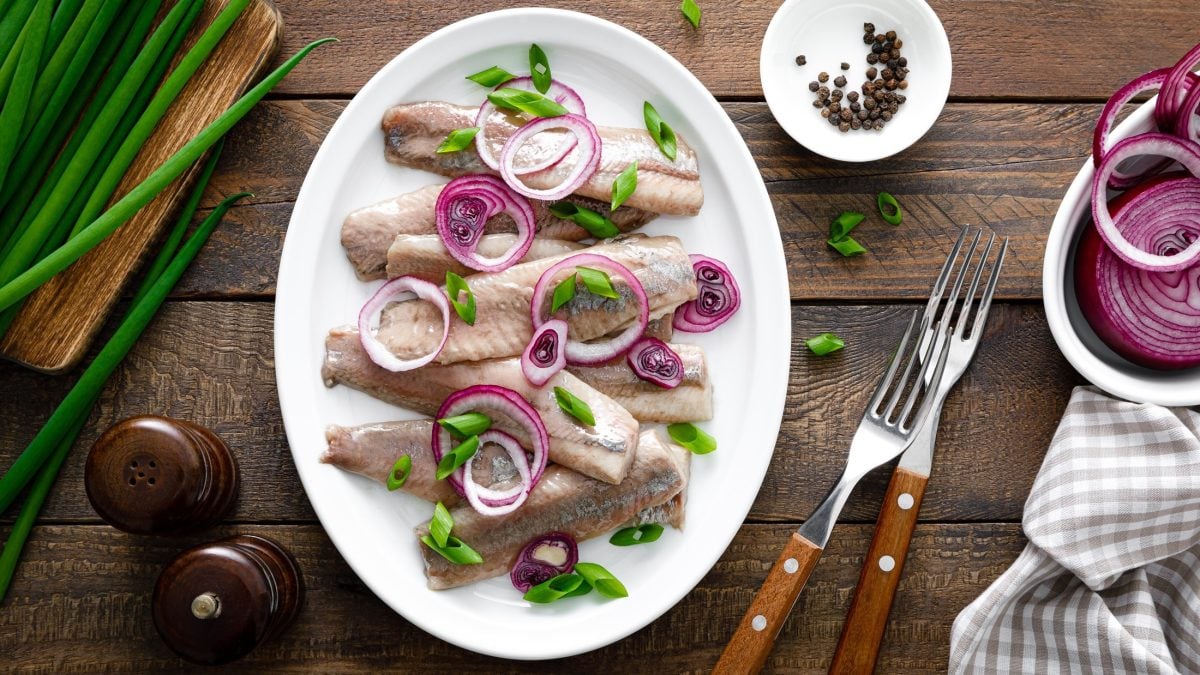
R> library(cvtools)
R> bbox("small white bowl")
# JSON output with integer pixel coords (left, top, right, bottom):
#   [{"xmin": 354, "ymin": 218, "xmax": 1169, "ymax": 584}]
[
  {"xmin": 1043, "ymin": 96, "xmax": 1200, "ymax": 407},
  {"xmin": 759, "ymin": 0, "xmax": 951, "ymax": 162}
]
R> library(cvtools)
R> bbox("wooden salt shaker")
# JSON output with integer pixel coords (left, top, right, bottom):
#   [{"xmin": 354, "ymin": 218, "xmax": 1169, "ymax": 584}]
[
  {"xmin": 85, "ymin": 415, "xmax": 239, "ymax": 535},
  {"xmin": 153, "ymin": 534, "xmax": 304, "ymax": 665}
]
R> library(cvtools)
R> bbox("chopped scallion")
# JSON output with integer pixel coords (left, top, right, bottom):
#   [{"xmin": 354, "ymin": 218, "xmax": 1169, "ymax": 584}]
[
  {"xmin": 610, "ymin": 523, "xmax": 665, "ymax": 546},
  {"xmin": 680, "ymin": 0, "xmax": 702, "ymax": 28},
  {"xmin": 554, "ymin": 386, "xmax": 596, "ymax": 426},
  {"xmin": 877, "ymin": 191, "xmax": 902, "ymax": 225},
  {"xmin": 576, "ymin": 266, "xmax": 619, "ymax": 299},
  {"xmin": 529, "ymin": 43, "xmax": 551, "ymax": 94},
  {"xmin": 437, "ymin": 412, "xmax": 491, "ymax": 439},
  {"xmin": 643, "ymin": 101, "xmax": 677, "ymax": 161},
  {"xmin": 548, "ymin": 201, "xmax": 620, "ymax": 238},
  {"xmin": 430, "ymin": 501, "xmax": 453, "ymax": 548},
  {"xmin": 573, "ymin": 562, "xmax": 628, "ymax": 598},
  {"xmin": 487, "ymin": 87, "xmax": 566, "ymax": 118},
  {"xmin": 466, "ymin": 65, "xmax": 516, "ymax": 88},
  {"xmin": 445, "ymin": 271, "xmax": 476, "ymax": 324},
  {"xmin": 667, "ymin": 423, "xmax": 717, "ymax": 455},
  {"xmin": 805, "ymin": 332, "xmax": 845, "ymax": 356},
  {"xmin": 551, "ymin": 274, "xmax": 576, "ymax": 312},
  {"xmin": 827, "ymin": 236, "xmax": 867, "ymax": 257},
  {"xmin": 420, "ymin": 534, "xmax": 484, "ymax": 565},
  {"xmin": 386, "ymin": 455, "xmax": 412, "ymax": 491},
  {"xmin": 435, "ymin": 126, "xmax": 479, "ymax": 154},
  {"xmin": 436, "ymin": 435, "xmax": 480, "ymax": 480},
  {"xmin": 611, "ymin": 160, "xmax": 638, "ymax": 211},
  {"xmin": 523, "ymin": 573, "xmax": 586, "ymax": 603},
  {"xmin": 829, "ymin": 211, "xmax": 865, "ymax": 241}
]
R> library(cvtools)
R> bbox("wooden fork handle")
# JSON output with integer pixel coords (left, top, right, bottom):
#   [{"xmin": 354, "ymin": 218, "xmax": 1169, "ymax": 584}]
[
  {"xmin": 828, "ymin": 467, "xmax": 930, "ymax": 675},
  {"xmin": 713, "ymin": 532, "xmax": 823, "ymax": 674}
]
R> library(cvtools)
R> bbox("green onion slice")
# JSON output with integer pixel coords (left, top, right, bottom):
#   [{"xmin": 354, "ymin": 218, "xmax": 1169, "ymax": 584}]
[
  {"xmin": 643, "ymin": 101, "xmax": 678, "ymax": 161},
  {"xmin": 610, "ymin": 523, "xmax": 665, "ymax": 546},
  {"xmin": 386, "ymin": 455, "xmax": 412, "ymax": 492},
  {"xmin": 611, "ymin": 161, "xmax": 638, "ymax": 211},
  {"xmin": 430, "ymin": 501, "xmax": 454, "ymax": 548},
  {"xmin": 576, "ymin": 266, "xmax": 619, "ymax": 299},
  {"xmin": 548, "ymin": 201, "xmax": 620, "ymax": 238},
  {"xmin": 667, "ymin": 423, "xmax": 717, "ymax": 455},
  {"xmin": 445, "ymin": 271, "xmax": 476, "ymax": 325},
  {"xmin": 680, "ymin": 0, "xmax": 702, "ymax": 28},
  {"xmin": 437, "ymin": 412, "xmax": 491, "ymax": 439},
  {"xmin": 573, "ymin": 562, "xmax": 628, "ymax": 599},
  {"xmin": 829, "ymin": 211, "xmax": 866, "ymax": 241},
  {"xmin": 466, "ymin": 65, "xmax": 515, "ymax": 88},
  {"xmin": 435, "ymin": 126, "xmax": 479, "ymax": 154},
  {"xmin": 529, "ymin": 43, "xmax": 551, "ymax": 94},
  {"xmin": 420, "ymin": 534, "xmax": 484, "ymax": 565},
  {"xmin": 488, "ymin": 87, "xmax": 566, "ymax": 118},
  {"xmin": 806, "ymin": 332, "xmax": 846, "ymax": 356},
  {"xmin": 523, "ymin": 573, "xmax": 586, "ymax": 603},
  {"xmin": 436, "ymin": 435, "xmax": 480, "ymax": 480},
  {"xmin": 554, "ymin": 386, "xmax": 596, "ymax": 426},
  {"xmin": 827, "ymin": 236, "xmax": 867, "ymax": 257},
  {"xmin": 551, "ymin": 274, "xmax": 576, "ymax": 312},
  {"xmin": 877, "ymin": 191, "xmax": 903, "ymax": 225}
]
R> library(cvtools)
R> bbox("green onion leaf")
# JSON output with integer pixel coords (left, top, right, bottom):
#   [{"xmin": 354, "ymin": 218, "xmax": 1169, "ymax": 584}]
[
  {"xmin": 435, "ymin": 126, "xmax": 479, "ymax": 154},
  {"xmin": 436, "ymin": 435, "xmax": 480, "ymax": 480},
  {"xmin": 829, "ymin": 211, "xmax": 866, "ymax": 241},
  {"xmin": 877, "ymin": 191, "xmax": 903, "ymax": 225},
  {"xmin": 827, "ymin": 236, "xmax": 867, "ymax": 257},
  {"xmin": 611, "ymin": 161, "xmax": 638, "ymax": 211},
  {"xmin": 576, "ymin": 266, "xmax": 619, "ymax": 300},
  {"xmin": 529, "ymin": 43, "xmax": 551, "ymax": 94},
  {"xmin": 667, "ymin": 423, "xmax": 717, "ymax": 455},
  {"xmin": 573, "ymin": 562, "xmax": 628, "ymax": 599},
  {"xmin": 680, "ymin": 0, "xmax": 702, "ymax": 28},
  {"xmin": 805, "ymin": 333, "xmax": 845, "ymax": 356},
  {"xmin": 488, "ymin": 87, "xmax": 567, "ymax": 118},
  {"xmin": 562, "ymin": 578, "xmax": 594, "ymax": 597},
  {"xmin": 555, "ymin": 386, "xmax": 596, "ymax": 426},
  {"xmin": 437, "ymin": 412, "xmax": 491, "ymax": 439},
  {"xmin": 466, "ymin": 65, "xmax": 516, "ymax": 88},
  {"xmin": 551, "ymin": 274, "xmax": 576, "ymax": 312},
  {"xmin": 523, "ymin": 573, "xmax": 586, "ymax": 603},
  {"xmin": 420, "ymin": 534, "xmax": 484, "ymax": 565},
  {"xmin": 445, "ymin": 271, "xmax": 476, "ymax": 325},
  {"xmin": 643, "ymin": 101, "xmax": 678, "ymax": 161},
  {"xmin": 548, "ymin": 201, "xmax": 621, "ymax": 238},
  {"xmin": 386, "ymin": 455, "xmax": 412, "ymax": 492},
  {"xmin": 430, "ymin": 501, "xmax": 454, "ymax": 548},
  {"xmin": 610, "ymin": 523, "xmax": 665, "ymax": 546}
]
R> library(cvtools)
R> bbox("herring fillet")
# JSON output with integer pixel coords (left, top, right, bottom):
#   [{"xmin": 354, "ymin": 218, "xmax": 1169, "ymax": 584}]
[
  {"xmin": 377, "ymin": 235, "xmax": 698, "ymax": 364},
  {"xmin": 386, "ymin": 234, "xmax": 584, "ymax": 282},
  {"xmin": 342, "ymin": 185, "xmax": 656, "ymax": 280},
  {"xmin": 381, "ymin": 102, "xmax": 704, "ymax": 216},
  {"xmin": 417, "ymin": 430, "xmax": 690, "ymax": 589},
  {"xmin": 323, "ymin": 327, "xmax": 639, "ymax": 484},
  {"xmin": 571, "ymin": 343, "xmax": 713, "ymax": 423}
]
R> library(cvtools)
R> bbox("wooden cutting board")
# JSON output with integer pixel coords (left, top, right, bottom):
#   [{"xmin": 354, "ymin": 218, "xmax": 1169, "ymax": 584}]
[{"xmin": 0, "ymin": 0, "xmax": 281, "ymax": 374}]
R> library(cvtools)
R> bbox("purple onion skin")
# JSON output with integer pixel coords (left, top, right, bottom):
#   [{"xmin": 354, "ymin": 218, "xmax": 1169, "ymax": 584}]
[
  {"xmin": 510, "ymin": 532, "xmax": 579, "ymax": 593},
  {"xmin": 510, "ymin": 561, "xmax": 560, "ymax": 593},
  {"xmin": 674, "ymin": 255, "xmax": 741, "ymax": 333},
  {"xmin": 628, "ymin": 337, "xmax": 683, "ymax": 388}
]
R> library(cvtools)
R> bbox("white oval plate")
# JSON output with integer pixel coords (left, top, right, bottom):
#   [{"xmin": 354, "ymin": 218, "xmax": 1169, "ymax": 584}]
[{"xmin": 275, "ymin": 9, "xmax": 790, "ymax": 660}]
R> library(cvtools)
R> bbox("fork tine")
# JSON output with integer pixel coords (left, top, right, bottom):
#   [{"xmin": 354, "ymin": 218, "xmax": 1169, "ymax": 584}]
[
  {"xmin": 970, "ymin": 237, "xmax": 1009, "ymax": 340},
  {"xmin": 938, "ymin": 229, "xmax": 983, "ymax": 326},
  {"xmin": 922, "ymin": 226, "xmax": 969, "ymax": 322},
  {"xmin": 900, "ymin": 328, "xmax": 954, "ymax": 432},
  {"xmin": 955, "ymin": 232, "xmax": 997, "ymax": 339},
  {"xmin": 868, "ymin": 310, "xmax": 918, "ymax": 414},
  {"xmin": 882, "ymin": 309, "xmax": 931, "ymax": 419},
  {"xmin": 897, "ymin": 309, "xmax": 954, "ymax": 425}
]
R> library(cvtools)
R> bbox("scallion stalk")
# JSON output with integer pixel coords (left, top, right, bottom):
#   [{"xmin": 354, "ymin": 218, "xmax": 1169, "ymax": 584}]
[
  {"xmin": 0, "ymin": 0, "xmax": 50, "ymax": 195},
  {"xmin": 0, "ymin": 1, "xmax": 36, "ymax": 93}
]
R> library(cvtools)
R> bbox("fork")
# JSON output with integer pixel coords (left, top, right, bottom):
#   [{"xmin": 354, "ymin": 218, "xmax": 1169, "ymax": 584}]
[
  {"xmin": 829, "ymin": 227, "xmax": 1008, "ymax": 675},
  {"xmin": 713, "ymin": 251, "xmax": 970, "ymax": 673}
]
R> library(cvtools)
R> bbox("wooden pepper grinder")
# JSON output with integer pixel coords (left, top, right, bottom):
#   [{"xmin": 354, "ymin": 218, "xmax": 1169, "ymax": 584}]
[
  {"xmin": 153, "ymin": 534, "xmax": 304, "ymax": 665},
  {"xmin": 85, "ymin": 415, "xmax": 239, "ymax": 535}
]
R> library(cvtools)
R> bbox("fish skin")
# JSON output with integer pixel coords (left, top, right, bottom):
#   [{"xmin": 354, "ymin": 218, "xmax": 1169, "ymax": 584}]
[
  {"xmin": 376, "ymin": 235, "xmax": 697, "ymax": 364},
  {"xmin": 343, "ymin": 184, "xmax": 656, "ymax": 281},
  {"xmin": 381, "ymin": 101, "xmax": 704, "ymax": 216},
  {"xmin": 569, "ymin": 343, "xmax": 712, "ymax": 423},
  {"xmin": 323, "ymin": 327, "xmax": 640, "ymax": 484},
  {"xmin": 386, "ymin": 234, "xmax": 584, "ymax": 282},
  {"xmin": 416, "ymin": 429, "xmax": 689, "ymax": 589}
]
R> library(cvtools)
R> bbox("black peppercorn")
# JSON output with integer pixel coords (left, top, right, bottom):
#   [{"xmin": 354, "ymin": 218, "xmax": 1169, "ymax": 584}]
[
  {"xmin": 866, "ymin": 53, "xmax": 879, "ymax": 64},
  {"xmin": 821, "ymin": 107, "xmax": 831, "ymax": 118},
  {"xmin": 829, "ymin": 102, "xmax": 841, "ymax": 113},
  {"xmin": 808, "ymin": 80, "xmax": 820, "ymax": 92},
  {"xmin": 863, "ymin": 97, "xmax": 876, "ymax": 109},
  {"xmin": 876, "ymin": 120, "xmax": 886, "ymax": 130},
  {"xmin": 840, "ymin": 62, "xmax": 849, "ymax": 71},
  {"xmin": 863, "ymin": 22, "xmax": 875, "ymax": 34},
  {"xmin": 812, "ymin": 99, "xmax": 823, "ymax": 108},
  {"xmin": 847, "ymin": 90, "xmax": 859, "ymax": 102},
  {"xmin": 875, "ymin": 34, "xmax": 886, "ymax": 43},
  {"xmin": 817, "ymin": 86, "xmax": 829, "ymax": 98},
  {"xmin": 834, "ymin": 75, "xmax": 847, "ymax": 87},
  {"xmin": 881, "ymin": 68, "xmax": 893, "ymax": 80},
  {"xmin": 893, "ymin": 38, "xmax": 903, "ymax": 48},
  {"xmin": 849, "ymin": 101, "xmax": 861, "ymax": 112},
  {"xmin": 881, "ymin": 110, "xmax": 893, "ymax": 121},
  {"xmin": 871, "ymin": 42, "xmax": 883, "ymax": 54},
  {"xmin": 886, "ymin": 30, "xmax": 897, "ymax": 40},
  {"xmin": 869, "ymin": 109, "xmax": 880, "ymax": 119},
  {"xmin": 839, "ymin": 121, "xmax": 851, "ymax": 132},
  {"xmin": 895, "ymin": 67, "xmax": 907, "ymax": 80},
  {"xmin": 831, "ymin": 89, "xmax": 843, "ymax": 101},
  {"xmin": 863, "ymin": 32, "xmax": 875, "ymax": 44},
  {"xmin": 898, "ymin": 80, "xmax": 908, "ymax": 90},
  {"xmin": 885, "ymin": 79, "xmax": 897, "ymax": 90},
  {"xmin": 897, "ymin": 56, "xmax": 907, "ymax": 67},
  {"xmin": 896, "ymin": 94, "xmax": 907, "ymax": 104},
  {"xmin": 818, "ymin": 71, "xmax": 829, "ymax": 83},
  {"xmin": 830, "ymin": 114, "xmax": 840, "ymax": 126},
  {"xmin": 850, "ymin": 118, "xmax": 861, "ymax": 130},
  {"xmin": 866, "ymin": 67, "xmax": 877, "ymax": 79},
  {"xmin": 857, "ymin": 109, "xmax": 869, "ymax": 120},
  {"xmin": 840, "ymin": 109, "xmax": 852, "ymax": 121},
  {"xmin": 890, "ymin": 48, "xmax": 900, "ymax": 60},
  {"xmin": 795, "ymin": 55, "xmax": 806, "ymax": 66}
]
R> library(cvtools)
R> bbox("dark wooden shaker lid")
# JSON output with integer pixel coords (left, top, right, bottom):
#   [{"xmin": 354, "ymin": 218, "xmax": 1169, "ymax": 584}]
[
  {"xmin": 84, "ymin": 415, "xmax": 239, "ymax": 535},
  {"xmin": 153, "ymin": 534, "xmax": 304, "ymax": 665}
]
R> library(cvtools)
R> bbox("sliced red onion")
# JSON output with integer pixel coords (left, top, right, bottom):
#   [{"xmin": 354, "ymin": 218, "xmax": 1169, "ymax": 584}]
[
  {"xmin": 627, "ymin": 337, "xmax": 684, "ymax": 389},
  {"xmin": 435, "ymin": 175, "xmax": 536, "ymax": 273},
  {"xmin": 462, "ymin": 430, "xmax": 532, "ymax": 516},
  {"xmin": 673, "ymin": 254, "xmax": 742, "ymax": 332},
  {"xmin": 357, "ymin": 276, "xmax": 449, "ymax": 372},
  {"xmin": 474, "ymin": 76, "xmax": 587, "ymax": 171},
  {"xmin": 530, "ymin": 253, "xmax": 649, "ymax": 365},
  {"xmin": 1176, "ymin": 75, "xmax": 1200, "ymax": 142},
  {"xmin": 1156, "ymin": 42, "xmax": 1200, "ymax": 127},
  {"xmin": 431, "ymin": 385, "xmax": 549, "ymax": 502},
  {"xmin": 1092, "ymin": 133, "xmax": 1200, "ymax": 271},
  {"xmin": 1093, "ymin": 69, "xmax": 1177, "ymax": 189},
  {"xmin": 510, "ymin": 532, "xmax": 579, "ymax": 593},
  {"xmin": 499, "ymin": 113, "xmax": 601, "ymax": 202},
  {"xmin": 521, "ymin": 319, "xmax": 567, "ymax": 386}
]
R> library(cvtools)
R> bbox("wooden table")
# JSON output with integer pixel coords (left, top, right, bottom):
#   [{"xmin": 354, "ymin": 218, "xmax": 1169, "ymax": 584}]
[{"xmin": 1, "ymin": 1, "xmax": 1195, "ymax": 671}]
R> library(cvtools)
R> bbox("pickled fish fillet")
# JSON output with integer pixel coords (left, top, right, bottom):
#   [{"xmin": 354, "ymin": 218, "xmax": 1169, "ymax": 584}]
[
  {"xmin": 386, "ymin": 234, "xmax": 584, "ymax": 282},
  {"xmin": 381, "ymin": 102, "xmax": 703, "ymax": 216},
  {"xmin": 417, "ymin": 430, "xmax": 690, "ymax": 589},
  {"xmin": 320, "ymin": 420, "xmax": 688, "ymax": 529},
  {"xmin": 570, "ymin": 343, "xmax": 712, "ymax": 423},
  {"xmin": 342, "ymin": 184, "xmax": 655, "ymax": 280},
  {"xmin": 323, "ymin": 327, "xmax": 639, "ymax": 484},
  {"xmin": 376, "ymin": 235, "xmax": 697, "ymax": 365}
]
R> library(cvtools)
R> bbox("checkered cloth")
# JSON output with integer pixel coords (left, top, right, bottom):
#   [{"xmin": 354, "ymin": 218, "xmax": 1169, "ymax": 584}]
[{"xmin": 949, "ymin": 387, "xmax": 1200, "ymax": 674}]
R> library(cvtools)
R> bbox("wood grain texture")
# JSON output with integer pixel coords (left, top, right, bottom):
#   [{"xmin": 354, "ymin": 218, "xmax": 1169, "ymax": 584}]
[
  {"xmin": 264, "ymin": 0, "xmax": 1200, "ymax": 100},
  {"xmin": 0, "ymin": 522, "xmax": 1025, "ymax": 673},
  {"xmin": 0, "ymin": 0, "xmax": 282, "ymax": 373},
  {"xmin": 0, "ymin": 302, "xmax": 1079, "ymax": 525}
]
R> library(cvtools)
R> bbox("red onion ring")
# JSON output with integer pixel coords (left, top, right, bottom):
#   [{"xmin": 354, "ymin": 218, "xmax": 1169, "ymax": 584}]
[
  {"xmin": 1093, "ymin": 69, "xmax": 1177, "ymax": 189},
  {"xmin": 435, "ymin": 175, "xmax": 536, "ymax": 273},
  {"xmin": 627, "ymin": 337, "xmax": 684, "ymax": 389},
  {"xmin": 530, "ymin": 253, "xmax": 649, "ymax": 365},
  {"xmin": 474, "ymin": 76, "xmax": 587, "ymax": 172},
  {"xmin": 499, "ymin": 113, "xmax": 601, "ymax": 202},
  {"xmin": 510, "ymin": 532, "xmax": 578, "ymax": 593},
  {"xmin": 357, "ymin": 276, "xmax": 449, "ymax": 372},
  {"xmin": 521, "ymin": 318, "xmax": 567, "ymax": 386},
  {"xmin": 1156, "ymin": 42, "xmax": 1200, "ymax": 127},
  {"xmin": 462, "ymin": 430, "xmax": 533, "ymax": 516},
  {"xmin": 1092, "ymin": 133, "xmax": 1200, "ymax": 271},
  {"xmin": 1176, "ymin": 74, "xmax": 1200, "ymax": 142},
  {"xmin": 673, "ymin": 255, "xmax": 742, "ymax": 332}
]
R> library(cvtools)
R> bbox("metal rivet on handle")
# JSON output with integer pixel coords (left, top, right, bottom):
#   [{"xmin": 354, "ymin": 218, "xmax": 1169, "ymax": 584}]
[
  {"xmin": 783, "ymin": 558, "xmax": 799, "ymax": 574},
  {"xmin": 879, "ymin": 555, "xmax": 896, "ymax": 572},
  {"xmin": 752, "ymin": 615, "xmax": 767, "ymax": 631},
  {"xmin": 898, "ymin": 493, "xmax": 915, "ymax": 510}
]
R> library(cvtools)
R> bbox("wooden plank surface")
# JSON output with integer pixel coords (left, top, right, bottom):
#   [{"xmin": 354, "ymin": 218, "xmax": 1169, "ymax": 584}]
[{"xmin": 0, "ymin": 522, "xmax": 1025, "ymax": 673}]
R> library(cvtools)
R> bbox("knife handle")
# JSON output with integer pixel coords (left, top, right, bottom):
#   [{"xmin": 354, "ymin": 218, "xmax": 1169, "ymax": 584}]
[
  {"xmin": 828, "ymin": 466, "xmax": 929, "ymax": 675},
  {"xmin": 713, "ymin": 532, "xmax": 823, "ymax": 675}
]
